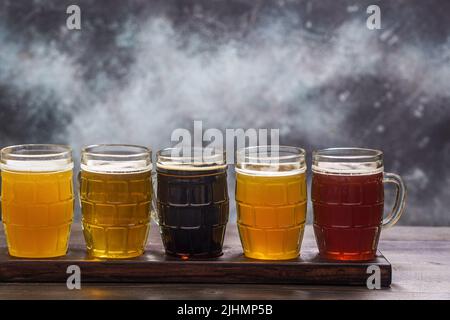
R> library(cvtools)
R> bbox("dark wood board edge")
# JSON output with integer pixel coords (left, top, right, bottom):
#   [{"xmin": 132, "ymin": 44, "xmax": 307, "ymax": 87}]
[{"xmin": 0, "ymin": 254, "xmax": 392, "ymax": 287}]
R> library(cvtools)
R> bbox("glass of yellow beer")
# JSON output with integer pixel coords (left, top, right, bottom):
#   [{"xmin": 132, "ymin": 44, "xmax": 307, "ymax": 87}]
[
  {"xmin": 1, "ymin": 144, "xmax": 74, "ymax": 258},
  {"xmin": 235, "ymin": 146, "xmax": 307, "ymax": 260},
  {"xmin": 80, "ymin": 144, "xmax": 152, "ymax": 259}
]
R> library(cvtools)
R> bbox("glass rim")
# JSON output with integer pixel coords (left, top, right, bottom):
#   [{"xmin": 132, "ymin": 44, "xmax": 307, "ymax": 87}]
[
  {"xmin": 81, "ymin": 144, "xmax": 152, "ymax": 174},
  {"xmin": 1, "ymin": 144, "xmax": 72, "ymax": 161},
  {"xmin": 236, "ymin": 145, "xmax": 306, "ymax": 162},
  {"xmin": 312, "ymin": 147, "xmax": 384, "ymax": 175},
  {"xmin": 81, "ymin": 144, "xmax": 151, "ymax": 158},
  {"xmin": 0, "ymin": 144, "xmax": 73, "ymax": 172},
  {"xmin": 157, "ymin": 147, "xmax": 226, "ymax": 162},
  {"xmin": 312, "ymin": 147, "xmax": 383, "ymax": 161},
  {"xmin": 156, "ymin": 147, "xmax": 226, "ymax": 170},
  {"xmin": 235, "ymin": 145, "xmax": 306, "ymax": 176}
]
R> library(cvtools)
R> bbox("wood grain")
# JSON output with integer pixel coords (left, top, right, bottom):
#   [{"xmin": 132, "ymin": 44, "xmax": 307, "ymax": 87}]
[
  {"xmin": 1, "ymin": 224, "xmax": 449, "ymax": 299},
  {"xmin": 0, "ymin": 223, "xmax": 391, "ymax": 286}
]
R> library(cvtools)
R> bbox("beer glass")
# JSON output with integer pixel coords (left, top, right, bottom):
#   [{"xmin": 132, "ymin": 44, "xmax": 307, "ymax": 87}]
[
  {"xmin": 312, "ymin": 148, "xmax": 407, "ymax": 261},
  {"xmin": 80, "ymin": 144, "xmax": 152, "ymax": 258},
  {"xmin": 156, "ymin": 147, "xmax": 229, "ymax": 259},
  {"xmin": 235, "ymin": 146, "xmax": 307, "ymax": 260},
  {"xmin": 1, "ymin": 144, "xmax": 74, "ymax": 258}
]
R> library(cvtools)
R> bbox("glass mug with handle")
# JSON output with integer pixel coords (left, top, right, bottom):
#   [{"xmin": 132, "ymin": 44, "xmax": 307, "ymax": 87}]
[
  {"xmin": 1, "ymin": 144, "xmax": 74, "ymax": 258},
  {"xmin": 155, "ymin": 147, "xmax": 229, "ymax": 259},
  {"xmin": 312, "ymin": 147, "xmax": 407, "ymax": 261},
  {"xmin": 235, "ymin": 146, "xmax": 307, "ymax": 260},
  {"xmin": 79, "ymin": 144, "xmax": 153, "ymax": 259}
]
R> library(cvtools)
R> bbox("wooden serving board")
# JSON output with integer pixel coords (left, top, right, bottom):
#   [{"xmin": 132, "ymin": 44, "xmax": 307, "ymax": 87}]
[{"xmin": 0, "ymin": 222, "xmax": 392, "ymax": 287}]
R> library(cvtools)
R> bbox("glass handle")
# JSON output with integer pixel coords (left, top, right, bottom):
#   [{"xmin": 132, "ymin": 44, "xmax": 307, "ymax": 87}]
[
  {"xmin": 151, "ymin": 171, "xmax": 159, "ymax": 226},
  {"xmin": 382, "ymin": 172, "xmax": 407, "ymax": 229}
]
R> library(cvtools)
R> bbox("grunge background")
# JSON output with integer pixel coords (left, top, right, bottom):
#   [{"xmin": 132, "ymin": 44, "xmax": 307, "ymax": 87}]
[{"xmin": 0, "ymin": 0, "xmax": 449, "ymax": 225}]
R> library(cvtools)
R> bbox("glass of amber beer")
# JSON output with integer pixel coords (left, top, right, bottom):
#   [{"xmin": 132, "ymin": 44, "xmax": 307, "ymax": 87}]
[
  {"xmin": 80, "ymin": 144, "xmax": 152, "ymax": 258},
  {"xmin": 235, "ymin": 146, "xmax": 307, "ymax": 260},
  {"xmin": 156, "ymin": 147, "xmax": 229, "ymax": 259},
  {"xmin": 312, "ymin": 148, "xmax": 407, "ymax": 261},
  {"xmin": 1, "ymin": 144, "xmax": 74, "ymax": 258}
]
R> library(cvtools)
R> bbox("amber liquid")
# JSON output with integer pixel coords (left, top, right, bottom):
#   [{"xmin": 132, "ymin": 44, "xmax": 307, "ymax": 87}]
[
  {"xmin": 312, "ymin": 172, "xmax": 384, "ymax": 261},
  {"xmin": 80, "ymin": 170, "xmax": 152, "ymax": 258},
  {"xmin": 156, "ymin": 167, "xmax": 229, "ymax": 259},
  {"xmin": 1, "ymin": 169, "xmax": 74, "ymax": 258},
  {"xmin": 235, "ymin": 171, "xmax": 307, "ymax": 260}
]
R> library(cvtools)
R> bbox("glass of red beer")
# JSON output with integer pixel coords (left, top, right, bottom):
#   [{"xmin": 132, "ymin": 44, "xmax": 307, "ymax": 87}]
[{"xmin": 312, "ymin": 148, "xmax": 406, "ymax": 261}]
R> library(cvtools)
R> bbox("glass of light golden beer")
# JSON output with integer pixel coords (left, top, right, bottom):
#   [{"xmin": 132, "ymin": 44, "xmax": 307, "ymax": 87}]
[
  {"xmin": 235, "ymin": 146, "xmax": 307, "ymax": 260},
  {"xmin": 80, "ymin": 144, "xmax": 152, "ymax": 258},
  {"xmin": 1, "ymin": 144, "xmax": 74, "ymax": 258}
]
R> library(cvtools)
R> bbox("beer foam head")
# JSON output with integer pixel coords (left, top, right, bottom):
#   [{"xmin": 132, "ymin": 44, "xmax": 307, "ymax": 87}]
[
  {"xmin": 0, "ymin": 144, "xmax": 73, "ymax": 172},
  {"xmin": 81, "ymin": 160, "xmax": 152, "ymax": 173},
  {"xmin": 235, "ymin": 163, "xmax": 305, "ymax": 176},
  {"xmin": 312, "ymin": 147, "xmax": 384, "ymax": 175},
  {"xmin": 156, "ymin": 147, "xmax": 227, "ymax": 171},
  {"xmin": 235, "ymin": 145, "xmax": 306, "ymax": 176},
  {"xmin": 81, "ymin": 144, "xmax": 152, "ymax": 174}
]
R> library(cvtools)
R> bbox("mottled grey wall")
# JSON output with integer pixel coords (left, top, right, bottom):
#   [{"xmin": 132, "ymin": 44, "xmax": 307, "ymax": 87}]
[{"xmin": 0, "ymin": 0, "xmax": 449, "ymax": 226}]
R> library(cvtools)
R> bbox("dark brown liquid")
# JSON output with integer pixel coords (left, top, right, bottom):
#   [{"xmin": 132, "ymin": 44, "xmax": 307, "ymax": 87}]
[
  {"xmin": 156, "ymin": 167, "xmax": 229, "ymax": 259},
  {"xmin": 312, "ymin": 172, "xmax": 384, "ymax": 261}
]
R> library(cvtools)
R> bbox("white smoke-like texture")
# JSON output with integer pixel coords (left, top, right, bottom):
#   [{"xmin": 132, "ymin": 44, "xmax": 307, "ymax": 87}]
[
  {"xmin": 67, "ymin": 18, "xmax": 393, "ymax": 149},
  {"xmin": 0, "ymin": 12, "xmax": 449, "ymax": 225},
  {"xmin": 0, "ymin": 27, "xmax": 89, "ymax": 142}
]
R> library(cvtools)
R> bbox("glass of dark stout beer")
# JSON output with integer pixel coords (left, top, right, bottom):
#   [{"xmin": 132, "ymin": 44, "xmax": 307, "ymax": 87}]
[
  {"xmin": 312, "ymin": 148, "xmax": 407, "ymax": 261},
  {"xmin": 155, "ymin": 147, "xmax": 229, "ymax": 259}
]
